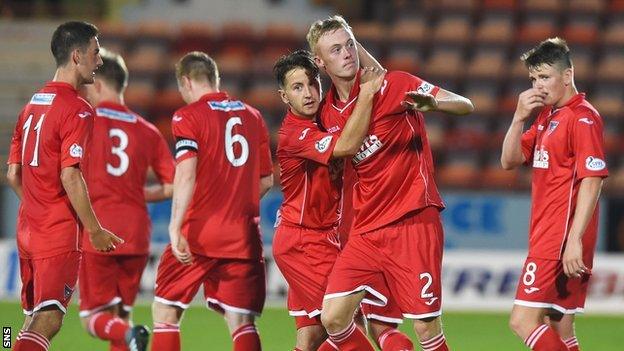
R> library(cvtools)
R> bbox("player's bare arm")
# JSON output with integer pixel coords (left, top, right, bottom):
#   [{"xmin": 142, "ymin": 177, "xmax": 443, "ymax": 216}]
[
  {"xmin": 356, "ymin": 41, "xmax": 383, "ymax": 71},
  {"xmin": 563, "ymin": 177, "xmax": 603, "ymax": 278},
  {"xmin": 501, "ymin": 88, "xmax": 546, "ymax": 169},
  {"xmin": 61, "ymin": 165, "xmax": 124, "ymax": 252},
  {"xmin": 332, "ymin": 66, "xmax": 386, "ymax": 158},
  {"xmin": 6, "ymin": 163, "xmax": 23, "ymax": 200},
  {"xmin": 169, "ymin": 157, "xmax": 196, "ymax": 265},
  {"xmin": 144, "ymin": 183, "xmax": 173, "ymax": 202},
  {"xmin": 403, "ymin": 88, "xmax": 474, "ymax": 115},
  {"xmin": 260, "ymin": 174, "xmax": 273, "ymax": 198}
]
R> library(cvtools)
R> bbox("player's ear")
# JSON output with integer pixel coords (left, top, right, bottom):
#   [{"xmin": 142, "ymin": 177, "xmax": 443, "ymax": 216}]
[
  {"xmin": 563, "ymin": 67, "xmax": 573, "ymax": 86},
  {"xmin": 313, "ymin": 55, "xmax": 325, "ymax": 70},
  {"xmin": 71, "ymin": 48, "xmax": 82, "ymax": 66},
  {"xmin": 278, "ymin": 89, "xmax": 290, "ymax": 105}
]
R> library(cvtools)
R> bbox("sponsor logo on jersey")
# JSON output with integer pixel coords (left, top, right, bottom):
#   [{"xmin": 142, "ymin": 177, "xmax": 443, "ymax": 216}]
[
  {"xmin": 315, "ymin": 135, "xmax": 333, "ymax": 153},
  {"xmin": 208, "ymin": 100, "xmax": 246, "ymax": 112},
  {"xmin": 30, "ymin": 93, "xmax": 56, "ymax": 105},
  {"xmin": 578, "ymin": 117, "xmax": 594, "ymax": 125},
  {"xmin": 585, "ymin": 156, "xmax": 606, "ymax": 171},
  {"xmin": 77, "ymin": 111, "xmax": 91, "ymax": 118},
  {"xmin": 298, "ymin": 128, "xmax": 310, "ymax": 140},
  {"xmin": 532, "ymin": 147, "xmax": 549, "ymax": 169},
  {"xmin": 416, "ymin": 81, "xmax": 434, "ymax": 95},
  {"xmin": 327, "ymin": 125, "xmax": 341, "ymax": 133},
  {"xmin": 69, "ymin": 143, "xmax": 83, "ymax": 158},
  {"xmin": 547, "ymin": 120, "xmax": 559, "ymax": 135},
  {"xmin": 353, "ymin": 135, "xmax": 383, "ymax": 165},
  {"xmin": 523, "ymin": 287, "xmax": 540, "ymax": 294},
  {"xmin": 172, "ymin": 115, "xmax": 183, "ymax": 122},
  {"xmin": 96, "ymin": 108, "xmax": 137, "ymax": 123}
]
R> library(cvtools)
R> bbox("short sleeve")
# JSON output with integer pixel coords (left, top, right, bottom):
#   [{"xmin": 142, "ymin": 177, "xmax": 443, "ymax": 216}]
[
  {"xmin": 171, "ymin": 111, "xmax": 198, "ymax": 163},
  {"xmin": 572, "ymin": 111, "xmax": 609, "ymax": 179},
  {"xmin": 521, "ymin": 121, "xmax": 538, "ymax": 165},
  {"xmin": 407, "ymin": 74, "xmax": 440, "ymax": 98},
  {"xmin": 151, "ymin": 128, "xmax": 175, "ymax": 184},
  {"xmin": 60, "ymin": 105, "xmax": 93, "ymax": 169},
  {"xmin": 7, "ymin": 110, "xmax": 25, "ymax": 164},
  {"xmin": 258, "ymin": 115, "xmax": 273, "ymax": 177},
  {"xmin": 283, "ymin": 124, "xmax": 338, "ymax": 166}
]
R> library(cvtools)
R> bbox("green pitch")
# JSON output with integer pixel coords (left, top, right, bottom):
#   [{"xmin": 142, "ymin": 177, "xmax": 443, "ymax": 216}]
[{"xmin": 1, "ymin": 301, "xmax": 622, "ymax": 350}]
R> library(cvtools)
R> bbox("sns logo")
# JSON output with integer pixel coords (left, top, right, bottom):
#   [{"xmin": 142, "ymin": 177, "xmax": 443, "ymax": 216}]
[
  {"xmin": 69, "ymin": 143, "xmax": 83, "ymax": 158},
  {"xmin": 532, "ymin": 148, "xmax": 549, "ymax": 169},
  {"xmin": 585, "ymin": 156, "xmax": 606, "ymax": 171},
  {"xmin": 299, "ymin": 128, "xmax": 310, "ymax": 140},
  {"xmin": 416, "ymin": 81, "xmax": 434, "ymax": 95},
  {"xmin": 353, "ymin": 135, "xmax": 383, "ymax": 165},
  {"xmin": 315, "ymin": 135, "xmax": 333, "ymax": 153}
]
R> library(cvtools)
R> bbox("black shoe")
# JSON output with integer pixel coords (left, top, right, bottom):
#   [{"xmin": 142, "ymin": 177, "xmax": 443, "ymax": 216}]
[{"xmin": 125, "ymin": 325, "xmax": 150, "ymax": 351}]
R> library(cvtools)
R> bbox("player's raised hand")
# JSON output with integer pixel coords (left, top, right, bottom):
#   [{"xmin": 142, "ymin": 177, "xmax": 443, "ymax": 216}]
[
  {"xmin": 89, "ymin": 227, "xmax": 124, "ymax": 253},
  {"xmin": 562, "ymin": 238, "xmax": 588, "ymax": 278},
  {"xmin": 171, "ymin": 233, "xmax": 193, "ymax": 265},
  {"xmin": 359, "ymin": 66, "xmax": 386, "ymax": 96},
  {"xmin": 515, "ymin": 88, "xmax": 546, "ymax": 122},
  {"xmin": 403, "ymin": 91, "xmax": 438, "ymax": 112}
]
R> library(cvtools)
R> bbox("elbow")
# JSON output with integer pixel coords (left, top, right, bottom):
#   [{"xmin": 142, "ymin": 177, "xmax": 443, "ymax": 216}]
[
  {"xmin": 6, "ymin": 171, "xmax": 18, "ymax": 188},
  {"xmin": 457, "ymin": 99, "xmax": 475, "ymax": 115},
  {"xmin": 500, "ymin": 158, "xmax": 519, "ymax": 171}
]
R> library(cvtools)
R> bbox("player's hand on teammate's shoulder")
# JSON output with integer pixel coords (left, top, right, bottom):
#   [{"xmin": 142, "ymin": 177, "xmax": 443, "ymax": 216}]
[
  {"xmin": 89, "ymin": 227, "xmax": 124, "ymax": 253},
  {"xmin": 514, "ymin": 88, "xmax": 547, "ymax": 122},
  {"xmin": 359, "ymin": 66, "xmax": 387, "ymax": 96},
  {"xmin": 171, "ymin": 233, "xmax": 193, "ymax": 265},
  {"xmin": 402, "ymin": 91, "xmax": 438, "ymax": 112}
]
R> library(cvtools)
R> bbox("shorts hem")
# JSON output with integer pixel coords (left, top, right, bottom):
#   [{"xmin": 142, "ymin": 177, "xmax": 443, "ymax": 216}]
[
  {"xmin": 514, "ymin": 300, "xmax": 584, "ymax": 314},
  {"xmin": 206, "ymin": 298, "xmax": 261, "ymax": 316},
  {"xmin": 32, "ymin": 300, "xmax": 67, "ymax": 314},
  {"xmin": 154, "ymin": 296, "xmax": 190, "ymax": 310},
  {"xmin": 324, "ymin": 285, "xmax": 387, "ymax": 307},
  {"xmin": 79, "ymin": 297, "xmax": 122, "ymax": 317},
  {"xmin": 365, "ymin": 313, "xmax": 403, "ymax": 324},
  {"xmin": 402, "ymin": 310, "xmax": 442, "ymax": 319},
  {"xmin": 289, "ymin": 309, "xmax": 322, "ymax": 318}
]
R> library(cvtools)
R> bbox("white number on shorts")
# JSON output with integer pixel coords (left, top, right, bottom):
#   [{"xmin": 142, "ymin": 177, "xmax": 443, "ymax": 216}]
[
  {"xmin": 107, "ymin": 128, "xmax": 129, "ymax": 176},
  {"xmin": 225, "ymin": 117, "xmax": 249, "ymax": 167},
  {"xmin": 420, "ymin": 272, "xmax": 434, "ymax": 298},
  {"xmin": 523, "ymin": 262, "xmax": 538, "ymax": 286}
]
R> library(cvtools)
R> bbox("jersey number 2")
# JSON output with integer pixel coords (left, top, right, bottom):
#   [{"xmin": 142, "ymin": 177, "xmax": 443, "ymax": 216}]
[
  {"xmin": 107, "ymin": 128, "xmax": 129, "ymax": 176},
  {"xmin": 225, "ymin": 117, "xmax": 249, "ymax": 167}
]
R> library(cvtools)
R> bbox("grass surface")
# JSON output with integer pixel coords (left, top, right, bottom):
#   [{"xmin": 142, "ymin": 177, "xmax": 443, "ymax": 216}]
[{"xmin": 1, "ymin": 301, "xmax": 622, "ymax": 350}]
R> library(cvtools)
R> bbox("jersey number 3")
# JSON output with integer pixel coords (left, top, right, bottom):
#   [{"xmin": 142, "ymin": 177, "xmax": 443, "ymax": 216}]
[{"xmin": 107, "ymin": 128, "xmax": 129, "ymax": 176}]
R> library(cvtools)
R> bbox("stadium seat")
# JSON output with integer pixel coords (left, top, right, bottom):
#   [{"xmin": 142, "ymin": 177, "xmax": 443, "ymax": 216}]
[
  {"xmin": 432, "ymin": 16, "xmax": 471, "ymax": 45},
  {"xmin": 516, "ymin": 17, "xmax": 558, "ymax": 44},
  {"xmin": 568, "ymin": 0, "xmax": 606, "ymax": 14},
  {"xmin": 522, "ymin": 0, "xmax": 564, "ymax": 13},
  {"xmin": 596, "ymin": 54, "xmax": 624, "ymax": 81},
  {"xmin": 481, "ymin": 0, "xmax": 517, "ymax": 12},
  {"xmin": 126, "ymin": 44, "xmax": 167, "ymax": 74},
  {"xmin": 463, "ymin": 85, "xmax": 499, "ymax": 116},
  {"xmin": 124, "ymin": 80, "xmax": 156, "ymax": 113},
  {"xmin": 436, "ymin": 153, "xmax": 480, "ymax": 188},
  {"xmin": 481, "ymin": 157, "xmax": 520, "ymax": 190},
  {"xmin": 474, "ymin": 15, "xmax": 514, "ymax": 46},
  {"xmin": 562, "ymin": 19, "xmax": 599, "ymax": 45},
  {"xmin": 245, "ymin": 83, "xmax": 283, "ymax": 114},
  {"xmin": 384, "ymin": 47, "xmax": 420, "ymax": 73},
  {"xmin": 422, "ymin": 48, "xmax": 464, "ymax": 81},
  {"xmin": 602, "ymin": 18, "xmax": 624, "ymax": 46},
  {"xmin": 175, "ymin": 22, "xmax": 214, "ymax": 53},
  {"xmin": 466, "ymin": 50, "xmax": 507, "ymax": 80},
  {"xmin": 214, "ymin": 46, "xmax": 253, "ymax": 77},
  {"xmin": 591, "ymin": 87, "xmax": 623, "ymax": 118},
  {"xmin": 388, "ymin": 18, "xmax": 426, "ymax": 45}
]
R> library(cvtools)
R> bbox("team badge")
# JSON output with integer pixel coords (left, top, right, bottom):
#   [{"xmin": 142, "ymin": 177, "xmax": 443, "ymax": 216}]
[
  {"xmin": 547, "ymin": 121, "xmax": 559, "ymax": 135},
  {"xmin": 69, "ymin": 143, "xmax": 83, "ymax": 158},
  {"xmin": 315, "ymin": 136, "xmax": 333, "ymax": 153},
  {"xmin": 63, "ymin": 284, "xmax": 73, "ymax": 301}
]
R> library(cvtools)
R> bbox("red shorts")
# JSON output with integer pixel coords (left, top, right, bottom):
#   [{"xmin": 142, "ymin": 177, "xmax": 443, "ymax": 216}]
[
  {"xmin": 154, "ymin": 245, "xmax": 266, "ymax": 315},
  {"xmin": 325, "ymin": 206, "xmax": 444, "ymax": 320},
  {"xmin": 20, "ymin": 251, "xmax": 81, "ymax": 315},
  {"xmin": 514, "ymin": 257, "xmax": 591, "ymax": 314},
  {"xmin": 273, "ymin": 224, "xmax": 341, "ymax": 328},
  {"xmin": 78, "ymin": 253, "xmax": 148, "ymax": 317}
]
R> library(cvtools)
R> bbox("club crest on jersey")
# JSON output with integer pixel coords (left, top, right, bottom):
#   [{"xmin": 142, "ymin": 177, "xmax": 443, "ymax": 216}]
[
  {"xmin": 69, "ymin": 143, "xmax": 83, "ymax": 158},
  {"xmin": 532, "ymin": 147, "xmax": 549, "ymax": 169},
  {"xmin": 63, "ymin": 284, "xmax": 73, "ymax": 301},
  {"xmin": 315, "ymin": 136, "xmax": 333, "ymax": 153},
  {"xmin": 547, "ymin": 121, "xmax": 559, "ymax": 135},
  {"xmin": 353, "ymin": 135, "xmax": 383, "ymax": 165},
  {"xmin": 585, "ymin": 156, "xmax": 606, "ymax": 171}
]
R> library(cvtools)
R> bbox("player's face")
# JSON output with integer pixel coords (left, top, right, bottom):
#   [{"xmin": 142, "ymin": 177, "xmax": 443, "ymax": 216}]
[
  {"xmin": 315, "ymin": 28, "xmax": 359, "ymax": 80},
  {"xmin": 528, "ymin": 63, "xmax": 572, "ymax": 106},
  {"xmin": 77, "ymin": 37, "xmax": 103, "ymax": 85},
  {"xmin": 280, "ymin": 68, "xmax": 321, "ymax": 119}
]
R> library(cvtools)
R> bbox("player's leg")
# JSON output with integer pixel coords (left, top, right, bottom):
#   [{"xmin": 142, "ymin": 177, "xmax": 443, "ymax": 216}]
[
  {"xmin": 369, "ymin": 320, "xmax": 413, "ymax": 351},
  {"xmin": 294, "ymin": 323, "xmax": 327, "ymax": 351},
  {"xmin": 547, "ymin": 312, "xmax": 579, "ymax": 351},
  {"xmin": 509, "ymin": 305, "xmax": 567, "ymax": 350}
]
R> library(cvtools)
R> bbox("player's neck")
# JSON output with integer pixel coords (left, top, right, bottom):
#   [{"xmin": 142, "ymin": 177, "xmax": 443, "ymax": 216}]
[
  {"xmin": 52, "ymin": 67, "xmax": 81, "ymax": 90},
  {"xmin": 554, "ymin": 84, "xmax": 578, "ymax": 108},
  {"xmin": 189, "ymin": 86, "xmax": 219, "ymax": 103},
  {"xmin": 331, "ymin": 74, "xmax": 357, "ymax": 102}
]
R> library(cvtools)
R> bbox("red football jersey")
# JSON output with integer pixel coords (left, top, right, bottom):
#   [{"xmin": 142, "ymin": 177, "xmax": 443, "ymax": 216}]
[
  {"xmin": 171, "ymin": 92, "xmax": 272, "ymax": 259},
  {"xmin": 318, "ymin": 70, "xmax": 445, "ymax": 235},
  {"xmin": 82, "ymin": 101, "xmax": 175, "ymax": 255},
  {"xmin": 276, "ymin": 110, "xmax": 341, "ymax": 229},
  {"xmin": 521, "ymin": 93, "xmax": 609, "ymax": 260},
  {"xmin": 7, "ymin": 82, "xmax": 93, "ymax": 259}
]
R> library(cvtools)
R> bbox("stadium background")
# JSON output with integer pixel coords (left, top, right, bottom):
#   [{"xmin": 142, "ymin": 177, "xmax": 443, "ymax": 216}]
[{"xmin": 0, "ymin": 0, "xmax": 623, "ymax": 349}]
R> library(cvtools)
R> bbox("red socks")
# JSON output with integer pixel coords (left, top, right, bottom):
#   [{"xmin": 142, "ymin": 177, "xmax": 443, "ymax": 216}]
[
  {"xmin": 564, "ymin": 336, "xmax": 580, "ymax": 351},
  {"xmin": 14, "ymin": 330, "xmax": 50, "ymax": 351},
  {"xmin": 525, "ymin": 324, "xmax": 568, "ymax": 351},
  {"xmin": 151, "ymin": 322, "xmax": 180, "ymax": 351},
  {"xmin": 377, "ymin": 327, "xmax": 414, "ymax": 350},
  {"xmin": 420, "ymin": 333, "xmax": 449, "ymax": 351},
  {"xmin": 317, "ymin": 339, "xmax": 339, "ymax": 350},
  {"xmin": 327, "ymin": 321, "xmax": 375, "ymax": 351},
  {"xmin": 232, "ymin": 323, "xmax": 261, "ymax": 351},
  {"xmin": 89, "ymin": 312, "xmax": 130, "ymax": 343}
]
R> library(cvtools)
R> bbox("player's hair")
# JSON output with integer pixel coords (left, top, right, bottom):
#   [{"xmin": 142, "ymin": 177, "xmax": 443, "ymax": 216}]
[
  {"xmin": 273, "ymin": 50, "xmax": 320, "ymax": 88},
  {"xmin": 306, "ymin": 15, "xmax": 353, "ymax": 53},
  {"xmin": 175, "ymin": 51, "xmax": 220, "ymax": 87},
  {"xmin": 521, "ymin": 37, "xmax": 573, "ymax": 71},
  {"xmin": 95, "ymin": 48, "xmax": 128, "ymax": 93},
  {"xmin": 50, "ymin": 21, "xmax": 99, "ymax": 67}
]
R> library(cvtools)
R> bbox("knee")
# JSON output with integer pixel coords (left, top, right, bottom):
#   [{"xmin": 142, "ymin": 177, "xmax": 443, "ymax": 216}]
[
  {"xmin": 152, "ymin": 301, "xmax": 181, "ymax": 325},
  {"xmin": 413, "ymin": 317, "xmax": 441, "ymax": 341},
  {"xmin": 296, "ymin": 326, "xmax": 327, "ymax": 351},
  {"xmin": 509, "ymin": 312, "xmax": 525, "ymax": 336},
  {"xmin": 320, "ymin": 309, "xmax": 352, "ymax": 334}
]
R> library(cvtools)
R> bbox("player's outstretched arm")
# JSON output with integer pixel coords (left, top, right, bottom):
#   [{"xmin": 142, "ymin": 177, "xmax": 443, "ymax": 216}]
[
  {"xmin": 260, "ymin": 174, "xmax": 273, "ymax": 198},
  {"xmin": 60, "ymin": 166, "xmax": 124, "ymax": 252},
  {"xmin": 169, "ymin": 157, "xmax": 196, "ymax": 264},
  {"xmin": 356, "ymin": 41, "xmax": 384, "ymax": 71},
  {"xmin": 333, "ymin": 67, "xmax": 386, "ymax": 158},
  {"xmin": 6, "ymin": 163, "xmax": 23, "ymax": 200},
  {"xmin": 144, "ymin": 183, "xmax": 173, "ymax": 202},
  {"xmin": 404, "ymin": 88, "xmax": 474, "ymax": 115},
  {"xmin": 563, "ymin": 176, "xmax": 603, "ymax": 278},
  {"xmin": 501, "ymin": 88, "xmax": 545, "ymax": 170}
]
